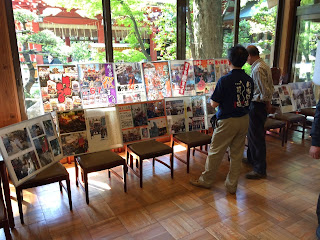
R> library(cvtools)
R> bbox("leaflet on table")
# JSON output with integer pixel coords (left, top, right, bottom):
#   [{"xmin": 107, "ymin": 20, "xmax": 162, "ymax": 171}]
[
  {"xmin": 118, "ymin": 100, "xmax": 168, "ymax": 144},
  {"xmin": 272, "ymin": 85, "xmax": 294, "ymax": 113},
  {"xmin": 289, "ymin": 82, "xmax": 317, "ymax": 111},
  {"xmin": 0, "ymin": 114, "xmax": 62, "ymax": 186},
  {"xmin": 78, "ymin": 63, "xmax": 117, "ymax": 108},
  {"xmin": 142, "ymin": 61, "xmax": 172, "ymax": 100},
  {"xmin": 193, "ymin": 59, "xmax": 216, "ymax": 95},
  {"xmin": 165, "ymin": 96, "xmax": 207, "ymax": 134},
  {"xmin": 169, "ymin": 60, "xmax": 196, "ymax": 97},
  {"xmin": 38, "ymin": 65, "xmax": 82, "ymax": 112},
  {"xmin": 215, "ymin": 59, "xmax": 231, "ymax": 81},
  {"xmin": 115, "ymin": 62, "xmax": 147, "ymax": 104}
]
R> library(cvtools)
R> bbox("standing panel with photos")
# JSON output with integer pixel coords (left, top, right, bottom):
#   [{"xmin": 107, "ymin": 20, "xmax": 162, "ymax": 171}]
[
  {"xmin": 78, "ymin": 63, "xmax": 117, "ymax": 108},
  {"xmin": 57, "ymin": 108, "xmax": 123, "ymax": 157},
  {"xmin": 272, "ymin": 85, "xmax": 294, "ymax": 113},
  {"xmin": 118, "ymin": 100, "xmax": 168, "ymax": 144},
  {"xmin": 38, "ymin": 65, "xmax": 82, "ymax": 112},
  {"xmin": 215, "ymin": 59, "xmax": 231, "ymax": 81},
  {"xmin": 170, "ymin": 60, "xmax": 196, "ymax": 97},
  {"xmin": 0, "ymin": 114, "xmax": 62, "ymax": 186},
  {"xmin": 142, "ymin": 61, "xmax": 172, "ymax": 100},
  {"xmin": 289, "ymin": 82, "xmax": 317, "ymax": 111},
  {"xmin": 193, "ymin": 59, "xmax": 216, "ymax": 95},
  {"xmin": 115, "ymin": 62, "xmax": 147, "ymax": 104},
  {"xmin": 165, "ymin": 96, "xmax": 208, "ymax": 134}
]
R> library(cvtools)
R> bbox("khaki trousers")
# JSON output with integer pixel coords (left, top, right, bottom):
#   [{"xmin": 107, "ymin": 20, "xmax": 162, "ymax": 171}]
[{"xmin": 199, "ymin": 114, "xmax": 249, "ymax": 192}]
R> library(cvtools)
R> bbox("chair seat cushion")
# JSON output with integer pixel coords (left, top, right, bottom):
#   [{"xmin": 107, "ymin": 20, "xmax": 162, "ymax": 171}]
[
  {"xmin": 264, "ymin": 118, "xmax": 285, "ymax": 130},
  {"xmin": 274, "ymin": 113, "xmax": 305, "ymax": 122},
  {"xmin": 128, "ymin": 140, "xmax": 172, "ymax": 160},
  {"xmin": 300, "ymin": 108, "xmax": 316, "ymax": 117},
  {"xmin": 22, "ymin": 162, "xmax": 68, "ymax": 186},
  {"xmin": 77, "ymin": 150, "xmax": 125, "ymax": 172},
  {"xmin": 174, "ymin": 131, "xmax": 212, "ymax": 148}
]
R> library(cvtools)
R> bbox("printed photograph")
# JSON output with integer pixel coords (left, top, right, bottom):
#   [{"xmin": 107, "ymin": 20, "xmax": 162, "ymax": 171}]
[
  {"xmin": 61, "ymin": 132, "xmax": 89, "ymax": 156},
  {"xmin": 192, "ymin": 97, "xmax": 205, "ymax": 117},
  {"xmin": 122, "ymin": 128, "xmax": 141, "ymax": 143},
  {"xmin": 50, "ymin": 138, "xmax": 62, "ymax": 157},
  {"xmin": 168, "ymin": 116, "xmax": 186, "ymax": 134},
  {"xmin": 33, "ymin": 136, "xmax": 53, "ymax": 167},
  {"xmin": 1, "ymin": 128, "xmax": 32, "ymax": 157},
  {"xmin": 281, "ymin": 96, "xmax": 293, "ymax": 106},
  {"xmin": 131, "ymin": 104, "xmax": 148, "ymax": 127},
  {"xmin": 115, "ymin": 63, "xmax": 143, "ymax": 85},
  {"xmin": 58, "ymin": 110, "xmax": 86, "ymax": 134},
  {"xmin": 206, "ymin": 96, "xmax": 216, "ymax": 115},
  {"xmin": 146, "ymin": 101, "xmax": 165, "ymax": 119},
  {"xmin": 141, "ymin": 127, "xmax": 149, "ymax": 139},
  {"xmin": 43, "ymin": 119, "xmax": 55, "ymax": 137},
  {"xmin": 11, "ymin": 151, "xmax": 40, "ymax": 181},
  {"xmin": 166, "ymin": 100, "xmax": 184, "ymax": 116},
  {"xmin": 88, "ymin": 116, "xmax": 108, "ymax": 140},
  {"xmin": 28, "ymin": 123, "xmax": 45, "ymax": 138},
  {"xmin": 148, "ymin": 118, "xmax": 167, "ymax": 138},
  {"xmin": 122, "ymin": 93, "xmax": 142, "ymax": 104},
  {"xmin": 190, "ymin": 117, "xmax": 205, "ymax": 131}
]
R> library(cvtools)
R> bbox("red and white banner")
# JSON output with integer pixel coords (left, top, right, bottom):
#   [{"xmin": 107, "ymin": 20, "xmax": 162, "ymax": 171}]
[{"xmin": 179, "ymin": 62, "xmax": 190, "ymax": 95}]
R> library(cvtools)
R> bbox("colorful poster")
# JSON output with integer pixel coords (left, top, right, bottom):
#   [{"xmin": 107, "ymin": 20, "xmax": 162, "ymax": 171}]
[
  {"xmin": 115, "ymin": 62, "xmax": 147, "ymax": 104},
  {"xmin": 193, "ymin": 59, "xmax": 216, "ymax": 95},
  {"xmin": 78, "ymin": 63, "xmax": 117, "ymax": 108},
  {"xmin": 215, "ymin": 59, "xmax": 231, "ymax": 81},
  {"xmin": 38, "ymin": 65, "xmax": 82, "ymax": 112},
  {"xmin": 170, "ymin": 60, "xmax": 196, "ymax": 97},
  {"xmin": 0, "ymin": 114, "xmax": 62, "ymax": 186},
  {"xmin": 142, "ymin": 61, "xmax": 172, "ymax": 100},
  {"xmin": 289, "ymin": 82, "xmax": 317, "ymax": 111},
  {"xmin": 118, "ymin": 100, "xmax": 168, "ymax": 144},
  {"xmin": 165, "ymin": 96, "xmax": 207, "ymax": 134},
  {"xmin": 273, "ymin": 85, "xmax": 294, "ymax": 113}
]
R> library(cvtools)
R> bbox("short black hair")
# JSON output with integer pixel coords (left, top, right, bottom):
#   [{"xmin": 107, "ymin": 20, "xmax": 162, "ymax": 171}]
[
  {"xmin": 247, "ymin": 45, "xmax": 260, "ymax": 57},
  {"xmin": 227, "ymin": 45, "xmax": 249, "ymax": 67}
]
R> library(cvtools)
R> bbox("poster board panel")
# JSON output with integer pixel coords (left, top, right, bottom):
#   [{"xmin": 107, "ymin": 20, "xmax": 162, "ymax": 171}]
[
  {"xmin": 0, "ymin": 114, "xmax": 62, "ymax": 187},
  {"xmin": 272, "ymin": 85, "xmax": 294, "ymax": 113},
  {"xmin": 78, "ymin": 63, "xmax": 117, "ymax": 108},
  {"xmin": 38, "ymin": 64, "xmax": 82, "ymax": 112},
  {"xmin": 193, "ymin": 59, "xmax": 216, "ymax": 95},
  {"xmin": 118, "ymin": 100, "xmax": 168, "ymax": 144},
  {"xmin": 215, "ymin": 59, "xmax": 231, "ymax": 81},
  {"xmin": 289, "ymin": 82, "xmax": 317, "ymax": 111}
]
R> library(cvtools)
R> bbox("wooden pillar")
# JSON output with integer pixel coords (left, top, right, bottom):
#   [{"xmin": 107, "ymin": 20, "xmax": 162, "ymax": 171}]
[
  {"xmin": 0, "ymin": 0, "xmax": 22, "ymax": 128},
  {"xmin": 102, "ymin": 0, "xmax": 114, "ymax": 62},
  {"xmin": 177, "ymin": 0, "xmax": 186, "ymax": 60},
  {"xmin": 233, "ymin": 0, "xmax": 241, "ymax": 45},
  {"xmin": 273, "ymin": 0, "xmax": 285, "ymax": 68}
]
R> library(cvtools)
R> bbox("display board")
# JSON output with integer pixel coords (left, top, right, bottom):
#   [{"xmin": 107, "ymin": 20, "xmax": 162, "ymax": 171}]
[
  {"xmin": 0, "ymin": 114, "xmax": 62, "ymax": 186},
  {"xmin": 289, "ymin": 81, "xmax": 317, "ymax": 111},
  {"xmin": 165, "ymin": 96, "xmax": 208, "ymax": 134},
  {"xmin": 57, "ymin": 107, "xmax": 123, "ymax": 157},
  {"xmin": 38, "ymin": 65, "xmax": 82, "ymax": 112},
  {"xmin": 215, "ymin": 59, "xmax": 231, "ymax": 81},
  {"xmin": 142, "ymin": 61, "xmax": 172, "ymax": 100},
  {"xmin": 193, "ymin": 59, "xmax": 216, "ymax": 95},
  {"xmin": 78, "ymin": 63, "xmax": 117, "ymax": 108},
  {"xmin": 115, "ymin": 62, "xmax": 147, "ymax": 104},
  {"xmin": 205, "ymin": 94, "xmax": 217, "ymax": 127},
  {"xmin": 118, "ymin": 100, "xmax": 168, "ymax": 144},
  {"xmin": 170, "ymin": 60, "xmax": 196, "ymax": 97},
  {"xmin": 272, "ymin": 85, "xmax": 294, "ymax": 113}
]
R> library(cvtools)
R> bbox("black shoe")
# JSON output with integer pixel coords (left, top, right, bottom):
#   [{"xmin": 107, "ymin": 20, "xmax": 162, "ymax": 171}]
[{"xmin": 245, "ymin": 171, "xmax": 267, "ymax": 180}]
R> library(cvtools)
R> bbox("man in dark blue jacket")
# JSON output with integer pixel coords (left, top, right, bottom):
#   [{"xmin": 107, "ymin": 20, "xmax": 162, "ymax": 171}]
[{"xmin": 310, "ymin": 100, "xmax": 320, "ymax": 238}]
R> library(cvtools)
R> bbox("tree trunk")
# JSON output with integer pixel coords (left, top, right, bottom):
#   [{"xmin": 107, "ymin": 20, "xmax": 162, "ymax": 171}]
[
  {"xmin": 186, "ymin": 0, "xmax": 195, "ymax": 58},
  {"xmin": 22, "ymin": 41, "xmax": 36, "ymax": 93},
  {"xmin": 193, "ymin": 0, "xmax": 223, "ymax": 59}
]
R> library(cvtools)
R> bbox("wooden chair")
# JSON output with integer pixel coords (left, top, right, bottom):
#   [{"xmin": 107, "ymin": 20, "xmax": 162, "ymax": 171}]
[
  {"xmin": 300, "ymin": 107, "xmax": 316, "ymax": 117},
  {"xmin": 75, "ymin": 150, "xmax": 127, "ymax": 204},
  {"xmin": 274, "ymin": 113, "xmax": 306, "ymax": 142},
  {"xmin": 0, "ymin": 174, "xmax": 11, "ymax": 240},
  {"xmin": 171, "ymin": 131, "xmax": 212, "ymax": 173},
  {"xmin": 126, "ymin": 140, "xmax": 173, "ymax": 188},
  {"xmin": 15, "ymin": 162, "xmax": 72, "ymax": 224},
  {"xmin": 264, "ymin": 118, "xmax": 286, "ymax": 146}
]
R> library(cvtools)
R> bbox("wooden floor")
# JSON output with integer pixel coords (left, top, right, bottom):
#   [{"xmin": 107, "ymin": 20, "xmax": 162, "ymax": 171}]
[{"xmin": 1, "ymin": 130, "xmax": 319, "ymax": 240}]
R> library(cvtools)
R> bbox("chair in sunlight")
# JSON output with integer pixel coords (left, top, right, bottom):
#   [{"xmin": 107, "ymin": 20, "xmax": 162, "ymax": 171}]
[
  {"xmin": 15, "ymin": 162, "xmax": 72, "ymax": 224},
  {"xmin": 126, "ymin": 139, "xmax": 173, "ymax": 188},
  {"xmin": 264, "ymin": 117, "xmax": 286, "ymax": 146},
  {"xmin": 171, "ymin": 131, "xmax": 212, "ymax": 173},
  {"xmin": 75, "ymin": 150, "xmax": 127, "ymax": 204}
]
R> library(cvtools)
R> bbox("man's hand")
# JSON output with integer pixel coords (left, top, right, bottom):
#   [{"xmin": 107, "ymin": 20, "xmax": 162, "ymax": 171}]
[{"xmin": 309, "ymin": 146, "xmax": 320, "ymax": 159}]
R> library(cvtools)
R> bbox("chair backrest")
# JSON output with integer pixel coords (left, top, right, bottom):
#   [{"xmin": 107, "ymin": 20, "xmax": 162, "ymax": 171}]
[{"xmin": 271, "ymin": 67, "xmax": 281, "ymax": 85}]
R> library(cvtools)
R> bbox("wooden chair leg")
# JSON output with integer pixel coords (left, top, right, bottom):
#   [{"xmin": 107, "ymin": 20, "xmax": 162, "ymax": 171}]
[
  {"xmin": 170, "ymin": 151, "xmax": 174, "ymax": 179},
  {"xmin": 285, "ymin": 122, "xmax": 289, "ymax": 143},
  {"xmin": 66, "ymin": 176, "xmax": 72, "ymax": 211},
  {"xmin": 16, "ymin": 189, "xmax": 24, "ymax": 224},
  {"xmin": 3, "ymin": 219, "xmax": 11, "ymax": 240},
  {"xmin": 187, "ymin": 147, "xmax": 190, "ymax": 173},
  {"xmin": 139, "ymin": 158, "xmax": 143, "ymax": 188},
  {"xmin": 152, "ymin": 157, "xmax": 155, "ymax": 167},
  {"xmin": 59, "ymin": 181, "xmax": 63, "ymax": 192},
  {"xmin": 192, "ymin": 147, "xmax": 195, "ymax": 156},
  {"xmin": 84, "ymin": 171, "xmax": 89, "ymax": 204},
  {"xmin": 108, "ymin": 169, "xmax": 111, "ymax": 178},
  {"xmin": 302, "ymin": 119, "xmax": 306, "ymax": 139},
  {"xmin": 123, "ymin": 165, "xmax": 127, "ymax": 193}
]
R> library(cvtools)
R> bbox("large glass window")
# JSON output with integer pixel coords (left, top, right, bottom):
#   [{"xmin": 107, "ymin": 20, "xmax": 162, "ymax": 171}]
[
  {"xmin": 111, "ymin": 0, "xmax": 177, "ymax": 62},
  {"xmin": 293, "ymin": 18, "xmax": 320, "ymax": 82}
]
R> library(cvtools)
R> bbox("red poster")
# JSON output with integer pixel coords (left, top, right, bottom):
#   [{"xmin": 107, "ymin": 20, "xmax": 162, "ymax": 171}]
[{"xmin": 179, "ymin": 62, "xmax": 190, "ymax": 95}]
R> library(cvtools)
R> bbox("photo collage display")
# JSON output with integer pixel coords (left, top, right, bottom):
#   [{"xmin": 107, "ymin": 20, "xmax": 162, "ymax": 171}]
[
  {"xmin": 193, "ymin": 59, "xmax": 216, "ymax": 95},
  {"xmin": 0, "ymin": 114, "xmax": 62, "ymax": 186}
]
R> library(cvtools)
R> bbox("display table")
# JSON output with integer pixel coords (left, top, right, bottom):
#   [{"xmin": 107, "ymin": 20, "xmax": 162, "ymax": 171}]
[{"xmin": 0, "ymin": 155, "xmax": 14, "ymax": 228}]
